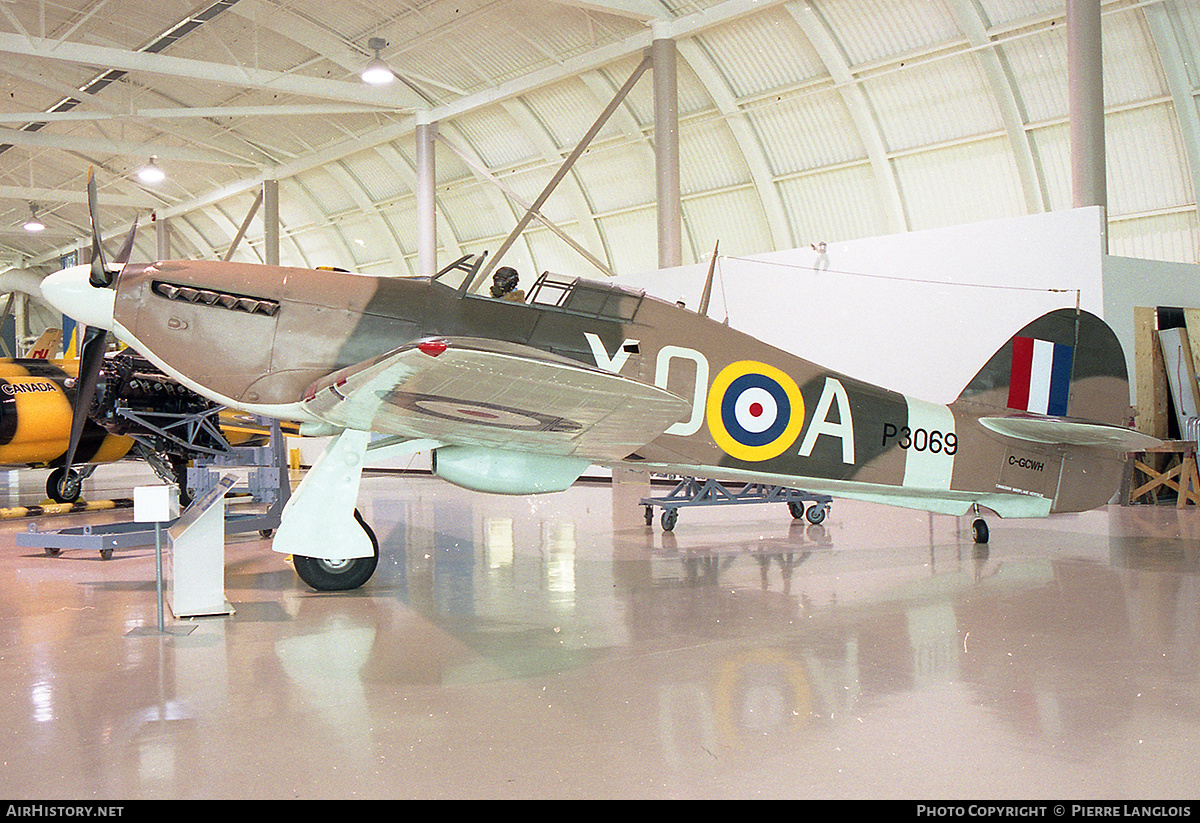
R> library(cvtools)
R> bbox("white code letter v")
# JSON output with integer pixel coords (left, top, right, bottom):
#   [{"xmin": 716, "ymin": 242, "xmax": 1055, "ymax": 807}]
[{"xmin": 585, "ymin": 332, "xmax": 637, "ymax": 374}]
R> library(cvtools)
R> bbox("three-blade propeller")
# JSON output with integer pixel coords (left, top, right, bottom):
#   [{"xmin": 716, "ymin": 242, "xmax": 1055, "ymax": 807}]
[{"xmin": 60, "ymin": 170, "xmax": 135, "ymax": 491}]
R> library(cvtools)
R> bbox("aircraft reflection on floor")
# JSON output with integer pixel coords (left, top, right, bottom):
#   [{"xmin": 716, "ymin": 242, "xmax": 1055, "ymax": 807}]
[{"xmin": 293, "ymin": 481, "xmax": 1195, "ymax": 753}]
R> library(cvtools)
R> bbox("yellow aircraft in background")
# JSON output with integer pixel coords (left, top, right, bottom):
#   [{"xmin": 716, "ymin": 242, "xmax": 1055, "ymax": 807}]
[{"xmin": 0, "ymin": 329, "xmax": 133, "ymax": 502}]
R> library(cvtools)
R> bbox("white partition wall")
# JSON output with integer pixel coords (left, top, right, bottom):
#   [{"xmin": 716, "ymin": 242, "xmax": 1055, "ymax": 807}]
[{"xmin": 618, "ymin": 208, "xmax": 1109, "ymax": 403}]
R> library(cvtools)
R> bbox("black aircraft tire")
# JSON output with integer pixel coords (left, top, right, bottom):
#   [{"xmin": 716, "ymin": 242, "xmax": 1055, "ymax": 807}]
[
  {"xmin": 971, "ymin": 518, "xmax": 990, "ymax": 544},
  {"xmin": 47, "ymin": 467, "xmax": 82, "ymax": 504},
  {"xmin": 292, "ymin": 510, "xmax": 379, "ymax": 592},
  {"xmin": 172, "ymin": 457, "xmax": 193, "ymax": 507},
  {"xmin": 805, "ymin": 505, "xmax": 828, "ymax": 525}
]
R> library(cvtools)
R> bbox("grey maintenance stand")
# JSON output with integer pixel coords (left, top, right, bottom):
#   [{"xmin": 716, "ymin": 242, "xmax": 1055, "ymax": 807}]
[
  {"xmin": 18, "ymin": 419, "xmax": 290, "ymax": 559},
  {"xmin": 641, "ymin": 476, "xmax": 832, "ymax": 532}
]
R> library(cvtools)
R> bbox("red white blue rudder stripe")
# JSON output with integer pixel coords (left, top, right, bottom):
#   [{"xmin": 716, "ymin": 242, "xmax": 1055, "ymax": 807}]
[{"xmin": 1007, "ymin": 336, "xmax": 1074, "ymax": 417}]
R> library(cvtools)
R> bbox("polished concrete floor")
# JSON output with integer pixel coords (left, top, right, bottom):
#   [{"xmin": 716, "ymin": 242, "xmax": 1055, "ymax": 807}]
[{"xmin": 0, "ymin": 463, "xmax": 1197, "ymax": 799}]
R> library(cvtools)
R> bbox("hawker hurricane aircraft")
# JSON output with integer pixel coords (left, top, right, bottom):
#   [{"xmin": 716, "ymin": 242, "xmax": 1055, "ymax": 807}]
[{"xmin": 40, "ymin": 173, "xmax": 1159, "ymax": 591}]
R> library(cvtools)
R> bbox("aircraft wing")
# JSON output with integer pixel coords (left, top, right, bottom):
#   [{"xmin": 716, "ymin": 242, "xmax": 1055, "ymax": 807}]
[
  {"xmin": 979, "ymin": 415, "xmax": 1163, "ymax": 451},
  {"xmin": 301, "ymin": 336, "xmax": 691, "ymax": 461}
]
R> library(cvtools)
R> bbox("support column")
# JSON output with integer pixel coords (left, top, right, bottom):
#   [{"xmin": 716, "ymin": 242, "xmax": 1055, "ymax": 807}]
[
  {"xmin": 415, "ymin": 116, "xmax": 438, "ymax": 277},
  {"xmin": 14, "ymin": 291, "xmax": 26, "ymax": 355},
  {"xmin": 653, "ymin": 27, "xmax": 682, "ymax": 270},
  {"xmin": 1068, "ymin": 0, "xmax": 1106, "ymax": 247},
  {"xmin": 155, "ymin": 214, "xmax": 171, "ymax": 260},
  {"xmin": 263, "ymin": 178, "xmax": 280, "ymax": 267}
]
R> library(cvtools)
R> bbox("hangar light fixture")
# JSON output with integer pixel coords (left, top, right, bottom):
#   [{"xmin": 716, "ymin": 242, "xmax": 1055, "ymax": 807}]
[
  {"xmin": 138, "ymin": 156, "xmax": 165, "ymax": 184},
  {"xmin": 361, "ymin": 38, "xmax": 395, "ymax": 85},
  {"xmin": 23, "ymin": 203, "xmax": 44, "ymax": 232}
]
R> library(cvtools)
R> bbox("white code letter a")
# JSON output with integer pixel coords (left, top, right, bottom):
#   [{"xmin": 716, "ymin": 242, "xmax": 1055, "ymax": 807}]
[{"xmin": 798, "ymin": 377, "xmax": 855, "ymax": 464}]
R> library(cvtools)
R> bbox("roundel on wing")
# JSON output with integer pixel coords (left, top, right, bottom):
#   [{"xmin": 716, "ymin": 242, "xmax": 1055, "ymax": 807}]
[
  {"xmin": 706, "ymin": 361, "xmax": 805, "ymax": 462},
  {"xmin": 382, "ymin": 390, "xmax": 581, "ymax": 433}
]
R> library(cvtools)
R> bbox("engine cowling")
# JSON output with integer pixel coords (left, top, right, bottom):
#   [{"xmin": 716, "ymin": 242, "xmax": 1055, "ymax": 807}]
[{"xmin": 432, "ymin": 445, "xmax": 588, "ymax": 495}]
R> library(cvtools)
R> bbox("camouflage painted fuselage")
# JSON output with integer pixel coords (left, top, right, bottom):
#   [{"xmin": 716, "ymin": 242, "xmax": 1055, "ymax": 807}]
[{"xmin": 112, "ymin": 259, "xmax": 1133, "ymax": 518}]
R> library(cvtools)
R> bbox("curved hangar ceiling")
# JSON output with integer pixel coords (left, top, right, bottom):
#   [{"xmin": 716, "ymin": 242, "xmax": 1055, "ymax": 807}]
[{"xmin": 0, "ymin": 0, "xmax": 1198, "ymax": 282}]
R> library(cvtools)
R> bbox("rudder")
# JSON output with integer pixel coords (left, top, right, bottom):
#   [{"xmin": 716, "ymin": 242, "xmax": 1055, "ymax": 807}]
[{"xmin": 955, "ymin": 308, "xmax": 1131, "ymax": 427}]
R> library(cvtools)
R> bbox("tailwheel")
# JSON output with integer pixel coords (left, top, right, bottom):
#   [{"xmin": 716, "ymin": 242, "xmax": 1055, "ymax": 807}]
[
  {"xmin": 47, "ymin": 467, "xmax": 83, "ymax": 504},
  {"xmin": 292, "ymin": 509, "xmax": 379, "ymax": 591},
  {"xmin": 971, "ymin": 518, "xmax": 989, "ymax": 544}
]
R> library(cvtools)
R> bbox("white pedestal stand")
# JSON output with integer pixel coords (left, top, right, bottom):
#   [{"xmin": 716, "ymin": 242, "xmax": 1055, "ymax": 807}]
[
  {"xmin": 167, "ymin": 473, "xmax": 237, "ymax": 619},
  {"xmin": 126, "ymin": 484, "xmax": 195, "ymax": 638}
]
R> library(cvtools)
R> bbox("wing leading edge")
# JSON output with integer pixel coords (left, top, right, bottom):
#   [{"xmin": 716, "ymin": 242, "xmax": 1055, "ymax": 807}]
[{"xmin": 301, "ymin": 336, "xmax": 691, "ymax": 460}]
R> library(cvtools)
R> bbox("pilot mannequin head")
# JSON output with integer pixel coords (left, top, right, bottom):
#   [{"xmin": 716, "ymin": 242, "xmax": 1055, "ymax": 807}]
[{"xmin": 490, "ymin": 266, "xmax": 519, "ymax": 297}]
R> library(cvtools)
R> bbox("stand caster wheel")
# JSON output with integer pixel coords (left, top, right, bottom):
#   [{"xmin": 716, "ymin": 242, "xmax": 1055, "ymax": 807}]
[{"xmin": 660, "ymin": 508, "xmax": 678, "ymax": 532}]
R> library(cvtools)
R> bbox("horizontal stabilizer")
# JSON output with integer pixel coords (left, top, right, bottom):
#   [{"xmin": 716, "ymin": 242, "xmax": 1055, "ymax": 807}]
[{"xmin": 979, "ymin": 415, "xmax": 1162, "ymax": 451}]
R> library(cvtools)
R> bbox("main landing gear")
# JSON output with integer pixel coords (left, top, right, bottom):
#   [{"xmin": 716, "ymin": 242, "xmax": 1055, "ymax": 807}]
[
  {"xmin": 291, "ymin": 509, "xmax": 379, "ymax": 591},
  {"xmin": 46, "ymin": 467, "xmax": 84, "ymax": 504},
  {"xmin": 272, "ymin": 428, "xmax": 384, "ymax": 592}
]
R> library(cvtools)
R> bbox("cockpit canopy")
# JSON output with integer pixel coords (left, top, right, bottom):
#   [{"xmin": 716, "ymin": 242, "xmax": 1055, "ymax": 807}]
[{"xmin": 431, "ymin": 253, "xmax": 644, "ymax": 323}]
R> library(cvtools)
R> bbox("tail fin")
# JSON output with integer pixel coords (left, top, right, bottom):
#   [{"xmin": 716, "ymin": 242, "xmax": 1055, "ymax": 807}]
[
  {"xmin": 955, "ymin": 308, "xmax": 1132, "ymax": 428},
  {"xmin": 23, "ymin": 328, "xmax": 62, "ymax": 359}
]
